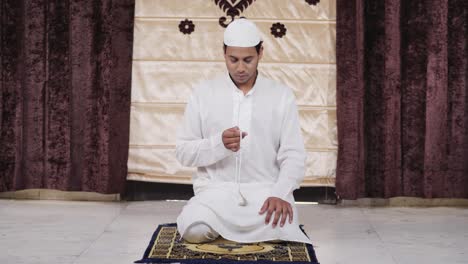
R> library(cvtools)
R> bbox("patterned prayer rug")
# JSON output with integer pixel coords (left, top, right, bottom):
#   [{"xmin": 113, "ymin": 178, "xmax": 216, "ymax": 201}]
[{"xmin": 134, "ymin": 223, "xmax": 319, "ymax": 264}]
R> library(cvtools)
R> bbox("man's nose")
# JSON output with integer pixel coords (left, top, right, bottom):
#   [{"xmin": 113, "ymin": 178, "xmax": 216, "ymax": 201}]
[{"xmin": 237, "ymin": 62, "xmax": 246, "ymax": 72}]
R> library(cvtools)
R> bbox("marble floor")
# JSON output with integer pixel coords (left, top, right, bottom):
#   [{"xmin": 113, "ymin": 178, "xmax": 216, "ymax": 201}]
[{"xmin": 0, "ymin": 199, "xmax": 467, "ymax": 264}]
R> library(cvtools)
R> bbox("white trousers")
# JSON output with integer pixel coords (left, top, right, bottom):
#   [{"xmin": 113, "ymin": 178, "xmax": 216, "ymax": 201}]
[{"xmin": 182, "ymin": 222, "xmax": 220, "ymax": 243}]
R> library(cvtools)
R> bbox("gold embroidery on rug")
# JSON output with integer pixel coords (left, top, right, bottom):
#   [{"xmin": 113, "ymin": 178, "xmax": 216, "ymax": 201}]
[{"xmin": 148, "ymin": 226, "xmax": 312, "ymax": 262}]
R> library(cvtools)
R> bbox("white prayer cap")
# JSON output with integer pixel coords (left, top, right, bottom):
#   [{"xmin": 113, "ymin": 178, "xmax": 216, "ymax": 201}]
[{"xmin": 224, "ymin": 18, "xmax": 262, "ymax": 47}]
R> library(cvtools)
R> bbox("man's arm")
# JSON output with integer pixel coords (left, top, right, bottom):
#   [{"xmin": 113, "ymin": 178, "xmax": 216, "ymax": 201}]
[
  {"xmin": 175, "ymin": 92, "xmax": 232, "ymax": 167},
  {"xmin": 175, "ymin": 91, "xmax": 247, "ymax": 167},
  {"xmin": 259, "ymin": 90, "xmax": 306, "ymax": 227},
  {"xmin": 271, "ymin": 90, "xmax": 307, "ymax": 199}
]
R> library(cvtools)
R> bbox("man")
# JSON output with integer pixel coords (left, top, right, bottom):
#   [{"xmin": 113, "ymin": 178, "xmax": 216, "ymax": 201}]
[{"xmin": 175, "ymin": 18, "xmax": 311, "ymax": 244}]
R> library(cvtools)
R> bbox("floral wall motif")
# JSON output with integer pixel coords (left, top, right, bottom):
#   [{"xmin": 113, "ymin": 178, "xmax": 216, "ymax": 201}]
[
  {"xmin": 214, "ymin": 0, "xmax": 256, "ymax": 27},
  {"xmin": 179, "ymin": 19, "xmax": 195, "ymax": 34}
]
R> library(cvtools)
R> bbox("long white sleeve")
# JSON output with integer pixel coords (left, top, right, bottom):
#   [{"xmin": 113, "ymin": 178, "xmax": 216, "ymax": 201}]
[
  {"xmin": 270, "ymin": 91, "xmax": 307, "ymax": 200},
  {"xmin": 175, "ymin": 92, "xmax": 232, "ymax": 167}
]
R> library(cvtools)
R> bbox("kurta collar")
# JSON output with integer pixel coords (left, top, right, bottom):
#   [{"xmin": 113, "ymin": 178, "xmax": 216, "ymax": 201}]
[{"xmin": 226, "ymin": 72, "xmax": 260, "ymax": 96}]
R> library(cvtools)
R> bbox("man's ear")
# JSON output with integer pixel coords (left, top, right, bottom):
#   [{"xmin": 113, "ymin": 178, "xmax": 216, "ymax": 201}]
[{"xmin": 258, "ymin": 46, "xmax": 264, "ymax": 60}]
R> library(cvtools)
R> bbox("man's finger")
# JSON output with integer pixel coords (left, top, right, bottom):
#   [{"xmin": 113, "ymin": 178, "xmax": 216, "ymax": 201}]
[
  {"xmin": 259, "ymin": 200, "xmax": 269, "ymax": 214},
  {"xmin": 229, "ymin": 131, "xmax": 247, "ymax": 139},
  {"xmin": 265, "ymin": 208, "xmax": 274, "ymax": 224},
  {"xmin": 288, "ymin": 204, "xmax": 293, "ymax": 223},
  {"xmin": 223, "ymin": 137, "xmax": 240, "ymax": 144},
  {"xmin": 224, "ymin": 129, "xmax": 247, "ymax": 138},
  {"xmin": 280, "ymin": 207, "xmax": 288, "ymax": 227},
  {"xmin": 272, "ymin": 207, "xmax": 282, "ymax": 228},
  {"xmin": 225, "ymin": 143, "xmax": 239, "ymax": 149},
  {"xmin": 230, "ymin": 130, "xmax": 242, "ymax": 138}
]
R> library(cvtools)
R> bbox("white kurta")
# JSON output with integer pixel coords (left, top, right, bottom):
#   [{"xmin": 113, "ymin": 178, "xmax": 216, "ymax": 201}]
[{"xmin": 175, "ymin": 73, "xmax": 311, "ymax": 244}]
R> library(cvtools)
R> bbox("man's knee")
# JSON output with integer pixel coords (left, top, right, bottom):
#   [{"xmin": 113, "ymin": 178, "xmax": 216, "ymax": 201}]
[{"xmin": 183, "ymin": 223, "xmax": 219, "ymax": 243}]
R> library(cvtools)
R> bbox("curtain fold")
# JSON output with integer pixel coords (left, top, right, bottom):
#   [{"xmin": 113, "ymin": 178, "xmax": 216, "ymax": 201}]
[
  {"xmin": 0, "ymin": 0, "xmax": 135, "ymax": 194},
  {"xmin": 336, "ymin": 0, "xmax": 468, "ymax": 199}
]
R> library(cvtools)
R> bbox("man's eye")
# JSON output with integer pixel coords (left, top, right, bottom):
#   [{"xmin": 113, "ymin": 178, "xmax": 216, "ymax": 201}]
[
  {"xmin": 244, "ymin": 59, "xmax": 252, "ymax": 63},
  {"xmin": 231, "ymin": 59, "xmax": 238, "ymax": 63}
]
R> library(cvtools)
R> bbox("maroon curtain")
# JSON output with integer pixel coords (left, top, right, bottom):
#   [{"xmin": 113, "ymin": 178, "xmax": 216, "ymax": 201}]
[
  {"xmin": 0, "ymin": 0, "xmax": 135, "ymax": 194},
  {"xmin": 336, "ymin": 0, "xmax": 468, "ymax": 199}
]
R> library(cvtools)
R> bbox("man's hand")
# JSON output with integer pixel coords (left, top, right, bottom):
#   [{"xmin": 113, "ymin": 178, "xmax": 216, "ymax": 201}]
[
  {"xmin": 259, "ymin": 197, "xmax": 293, "ymax": 228},
  {"xmin": 222, "ymin": 126, "xmax": 247, "ymax": 152}
]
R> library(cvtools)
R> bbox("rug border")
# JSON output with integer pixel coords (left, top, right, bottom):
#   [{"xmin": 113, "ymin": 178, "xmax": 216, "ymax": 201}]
[{"xmin": 134, "ymin": 223, "xmax": 320, "ymax": 264}]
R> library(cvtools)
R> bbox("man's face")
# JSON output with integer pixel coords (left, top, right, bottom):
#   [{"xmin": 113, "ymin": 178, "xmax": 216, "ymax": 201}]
[{"xmin": 224, "ymin": 46, "xmax": 263, "ymax": 86}]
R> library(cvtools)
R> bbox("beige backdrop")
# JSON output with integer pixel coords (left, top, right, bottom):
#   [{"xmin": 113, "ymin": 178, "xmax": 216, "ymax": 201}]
[{"xmin": 128, "ymin": 0, "xmax": 337, "ymax": 187}]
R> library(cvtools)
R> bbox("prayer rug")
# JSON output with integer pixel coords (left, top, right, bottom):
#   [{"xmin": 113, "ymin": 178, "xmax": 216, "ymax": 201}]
[{"xmin": 135, "ymin": 223, "xmax": 319, "ymax": 264}]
